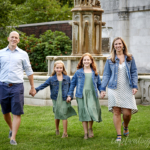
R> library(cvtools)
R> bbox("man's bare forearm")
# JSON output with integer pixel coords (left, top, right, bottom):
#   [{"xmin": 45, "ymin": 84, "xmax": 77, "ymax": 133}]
[{"xmin": 28, "ymin": 74, "xmax": 35, "ymax": 88}]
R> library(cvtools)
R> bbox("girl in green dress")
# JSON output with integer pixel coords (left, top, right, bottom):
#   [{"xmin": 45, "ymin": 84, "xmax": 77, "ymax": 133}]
[
  {"xmin": 67, "ymin": 53, "xmax": 102, "ymax": 139},
  {"xmin": 35, "ymin": 60, "xmax": 77, "ymax": 138}
]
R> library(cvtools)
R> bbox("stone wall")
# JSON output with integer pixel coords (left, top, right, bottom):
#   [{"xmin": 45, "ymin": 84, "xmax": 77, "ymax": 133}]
[
  {"xmin": 100, "ymin": 0, "xmax": 150, "ymax": 74},
  {"xmin": 129, "ymin": 11, "xmax": 150, "ymax": 73},
  {"xmin": 17, "ymin": 21, "xmax": 72, "ymax": 39},
  {"xmin": 140, "ymin": 76, "xmax": 150, "ymax": 105},
  {"xmin": 24, "ymin": 75, "xmax": 142, "ymax": 106}
]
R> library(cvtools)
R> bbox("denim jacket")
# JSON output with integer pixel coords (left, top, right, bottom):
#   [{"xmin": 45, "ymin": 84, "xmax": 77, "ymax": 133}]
[
  {"xmin": 101, "ymin": 55, "xmax": 138, "ymax": 91},
  {"xmin": 35, "ymin": 74, "xmax": 72, "ymax": 101},
  {"xmin": 67, "ymin": 68, "xmax": 101, "ymax": 99}
]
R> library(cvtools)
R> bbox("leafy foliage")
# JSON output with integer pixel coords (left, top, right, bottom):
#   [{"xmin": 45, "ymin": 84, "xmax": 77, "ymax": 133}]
[
  {"xmin": 0, "ymin": 0, "xmax": 15, "ymax": 28},
  {"xmin": 0, "ymin": 0, "xmax": 16, "ymax": 49},
  {"xmin": 12, "ymin": 0, "xmax": 72, "ymax": 24},
  {"xmin": 59, "ymin": 0, "xmax": 74, "ymax": 7},
  {"xmin": 19, "ymin": 30, "xmax": 72, "ymax": 72},
  {"xmin": 0, "ymin": 0, "xmax": 72, "ymax": 49},
  {"xmin": 0, "ymin": 0, "xmax": 72, "ymax": 29},
  {"xmin": 0, "ymin": 0, "xmax": 26, "ymax": 48},
  {"xmin": 0, "ymin": 28, "xmax": 11, "ymax": 50},
  {"xmin": 9, "ymin": 0, "xmax": 26, "ymax": 5}
]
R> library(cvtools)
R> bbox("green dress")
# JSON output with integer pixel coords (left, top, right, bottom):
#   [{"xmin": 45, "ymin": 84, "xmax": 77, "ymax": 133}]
[
  {"xmin": 76, "ymin": 73, "xmax": 102, "ymax": 122},
  {"xmin": 52, "ymin": 81, "xmax": 77, "ymax": 120}
]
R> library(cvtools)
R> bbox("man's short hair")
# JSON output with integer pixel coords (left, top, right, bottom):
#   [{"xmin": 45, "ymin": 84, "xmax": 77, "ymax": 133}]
[{"xmin": 9, "ymin": 31, "xmax": 20, "ymax": 38}]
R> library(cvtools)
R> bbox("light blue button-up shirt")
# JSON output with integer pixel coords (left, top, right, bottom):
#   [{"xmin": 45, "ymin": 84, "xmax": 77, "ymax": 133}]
[{"xmin": 0, "ymin": 46, "xmax": 33, "ymax": 83}]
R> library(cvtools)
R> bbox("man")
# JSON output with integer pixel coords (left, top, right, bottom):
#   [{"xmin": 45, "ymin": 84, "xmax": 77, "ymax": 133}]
[{"xmin": 0, "ymin": 31, "xmax": 36, "ymax": 145}]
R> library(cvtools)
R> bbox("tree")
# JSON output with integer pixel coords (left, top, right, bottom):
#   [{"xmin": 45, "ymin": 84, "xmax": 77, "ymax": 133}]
[
  {"xmin": 0, "ymin": 0, "xmax": 19, "ymax": 49},
  {"xmin": 59, "ymin": 0, "xmax": 74, "ymax": 7},
  {"xmin": 12, "ymin": 0, "xmax": 72, "ymax": 24},
  {"xmin": 0, "ymin": 0, "xmax": 16, "ymax": 28},
  {"xmin": 0, "ymin": 0, "xmax": 73, "ymax": 49}
]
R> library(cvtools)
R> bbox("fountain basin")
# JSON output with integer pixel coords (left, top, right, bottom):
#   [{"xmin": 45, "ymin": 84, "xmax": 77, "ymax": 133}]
[
  {"xmin": 23, "ymin": 74, "xmax": 144, "ymax": 106},
  {"xmin": 46, "ymin": 56, "xmax": 107, "ymax": 76}
]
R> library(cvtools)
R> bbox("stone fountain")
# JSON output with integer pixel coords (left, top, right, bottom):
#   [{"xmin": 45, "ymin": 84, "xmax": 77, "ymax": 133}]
[
  {"xmin": 23, "ymin": 0, "xmax": 143, "ymax": 106},
  {"xmin": 46, "ymin": 0, "xmax": 107, "ymax": 76},
  {"xmin": 71, "ymin": 0, "xmax": 106, "ymax": 56}
]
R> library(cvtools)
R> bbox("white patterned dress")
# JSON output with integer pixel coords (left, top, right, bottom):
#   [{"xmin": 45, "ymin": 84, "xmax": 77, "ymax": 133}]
[{"xmin": 108, "ymin": 62, "xmax": 138, "ymax": 114}]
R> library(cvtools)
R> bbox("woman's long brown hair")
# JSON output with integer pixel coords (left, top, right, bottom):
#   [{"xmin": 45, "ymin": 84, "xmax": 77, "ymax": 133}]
[
  {"xmin": 51, "ymin": 60, "xmax": 67, "ymax": 76},
  {"xmin": 110, "ymin": 37, "xmax": 132, "ymax": 63},
  {"xmin": 77, "ymin": 53, "xmax": 98, "ymax": 75}
]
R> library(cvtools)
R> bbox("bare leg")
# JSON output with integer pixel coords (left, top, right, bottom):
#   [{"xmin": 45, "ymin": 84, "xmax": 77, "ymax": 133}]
[
  {"xmin": 122, "ymin": 108, "xmax": 131, "ymax": 135},
  {"xmin": 62, "ymin": 120, "xmax": 67, "ymax": 135},
  {"xmin": 82, "ymin": 121, "xmax": 88, "ymax": 134},
  {"xmin": 88, "ymin": 121, "xmax": 93, "ymax": 129},
  {"xmin": 11, "ymin": 115, "xmax": 21, "ymax": 141},
  {"xmin": 3, "ymin": 113, "xmax": 12, "ymax": 131},
  {"xmin": 55, "ymin": 119, "xmax": 60, "ymax": 130},
  {"xmin": 82, "ymin": 121, "xmax": 88, "ymax": 139},
  {"xmin": 88, "ymin": 121, "xmax": 94, "ymax": 137},
  {"xmin": 113, "ymin": 107, "xmax": 122, "ymax": 139}
]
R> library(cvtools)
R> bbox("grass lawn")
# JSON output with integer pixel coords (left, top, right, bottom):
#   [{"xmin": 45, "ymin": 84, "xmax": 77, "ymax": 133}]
[{"xmin": 0, "ymin": 105, "xmax": 150, "ymax": 150}]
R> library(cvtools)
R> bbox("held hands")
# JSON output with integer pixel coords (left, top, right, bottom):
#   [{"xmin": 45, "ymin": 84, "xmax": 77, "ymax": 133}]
[
  {"xmin": 29, "ymin": 87, "xmax": 37, "ymax": 97},
  {"xmin": 66, "ymin": 96, "xmax": 71, "ymax": 103},
  {"xmin": 132, "ymin": 88, "xmax": 138, "ymax": 95},
  {"xmin": 100, "ymin": 91, "xmax": 106, "ymax": 99}
]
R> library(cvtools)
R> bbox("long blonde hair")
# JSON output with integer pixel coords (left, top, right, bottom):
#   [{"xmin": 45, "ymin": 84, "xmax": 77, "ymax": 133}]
[
  {"xmin": 77, "ymin": 53, "xmax": 98, "ymax": 76},
  {"xmin": 51, "ymin": 60, "xmax": 67, "ymax": 76},
  {"xmin": 110, "ymin": 37, "xmax": 132, "ymax": 63}
]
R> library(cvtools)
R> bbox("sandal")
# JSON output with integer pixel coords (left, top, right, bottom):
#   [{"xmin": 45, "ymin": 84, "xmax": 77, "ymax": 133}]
[
  {"xmin": 88, "ymin": 128, "xmax": 94, "ymax": 138},
  {"xmin": 56, "ymin": 130, "xmax": 60, "ymax": 135},
  {"xmin": 116, "ymin": 135, "xmax": 122, "ymax": 142},
  {"xmin": 84, "ymin": 133, "xmax": 88, "ymax": 140},
  {"xmin": 122, "ymin": 122, "xmax": 129, "ymax": 136},
  {"xmin": 62, "ymin": 133, "xmax": 68, "ymax": 138}
]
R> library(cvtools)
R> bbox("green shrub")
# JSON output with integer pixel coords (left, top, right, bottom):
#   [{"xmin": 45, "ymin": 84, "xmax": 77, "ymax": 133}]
[{"xmin": 2, "ymin": 30, "xmax": 72, "ymax": 72}]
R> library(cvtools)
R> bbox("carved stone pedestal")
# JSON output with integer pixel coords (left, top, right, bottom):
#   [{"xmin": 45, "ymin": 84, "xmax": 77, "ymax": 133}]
[{"xmin": 70, "ymin": 0, "xmax": 106, "ymax": 56}]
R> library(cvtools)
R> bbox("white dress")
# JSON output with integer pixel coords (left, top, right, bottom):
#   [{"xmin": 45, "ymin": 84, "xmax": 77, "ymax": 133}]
[{"xmin": 108, "ymin": 62, "xmax": 138, "ymax": 114}]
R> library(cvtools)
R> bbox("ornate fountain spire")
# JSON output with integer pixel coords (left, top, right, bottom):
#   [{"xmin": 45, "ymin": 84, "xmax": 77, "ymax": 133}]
[
  {"xmin": 71, "ymin": 0, "xmax": 105, "ymax": 56},
  {"xmin": 74, "ymin": 0, "xmax": 101, "ymax": 7}
]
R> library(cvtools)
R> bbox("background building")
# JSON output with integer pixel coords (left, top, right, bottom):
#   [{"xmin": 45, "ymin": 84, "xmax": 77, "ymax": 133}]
[{"xmin": 101, "ymin": 0, "xmax": 150, "ymax": 73}]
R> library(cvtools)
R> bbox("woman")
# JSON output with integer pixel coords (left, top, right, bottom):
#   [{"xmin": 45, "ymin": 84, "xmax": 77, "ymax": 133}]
[{"xmin": 101, "ymin": 37, "xmax": 138, "ymax": 141}]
